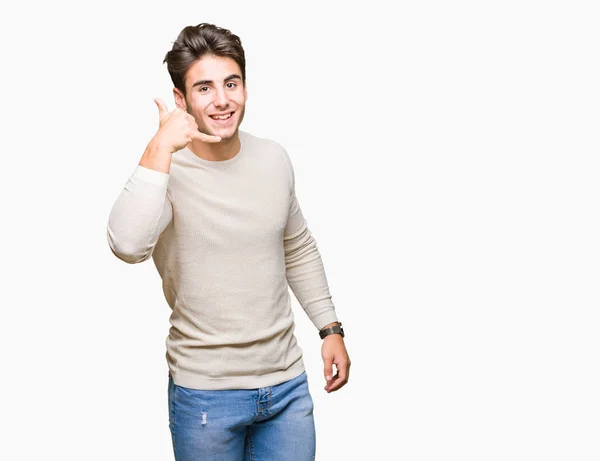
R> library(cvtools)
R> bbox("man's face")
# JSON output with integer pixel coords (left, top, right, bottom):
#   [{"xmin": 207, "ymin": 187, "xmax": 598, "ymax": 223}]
[{"xmin": 175, "ymin": 54, "xmax": 247, "ymax": 142}]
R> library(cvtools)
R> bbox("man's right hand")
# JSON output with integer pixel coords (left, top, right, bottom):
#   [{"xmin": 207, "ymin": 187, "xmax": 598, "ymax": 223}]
[
  {"xmin": 152, "ymin": 98, "xmax": 221, "ymax": 153},
  {"xmin": 139, "ymin": 99, "xmax": 221, "ymax": 174}
]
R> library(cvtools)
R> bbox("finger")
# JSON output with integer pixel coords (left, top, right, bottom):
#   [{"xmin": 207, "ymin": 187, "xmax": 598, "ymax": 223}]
[
  {"xmin": 324, "ymin": 362, "xmax": 349, "ymax": 393},
  {"xmin": 337, "ymin": 360, "xmax": 349, "ymax": 384},
  {"xmin": 324, "ymin": 373, "xmax": 346, "ymax": 393},
  {"xmin": 154, "ymin": 98, "xmax": 169, "ymax": 121},
  {"xmin": 323, "ymin": 357, "xmax": 334, "ymax": 383},
  {"xmin": 324, "ymin": 371, "xmax": 339, "ymax": 392},
  {"xmin": 192, "ymin": 129, "xmax": 222, "ymax": 143}
]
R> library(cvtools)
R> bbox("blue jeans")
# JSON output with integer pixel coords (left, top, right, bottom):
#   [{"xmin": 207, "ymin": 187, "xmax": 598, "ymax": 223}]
[{"xmin": 168, "ymin": 371, "xmax": 316, "ymax": 460}]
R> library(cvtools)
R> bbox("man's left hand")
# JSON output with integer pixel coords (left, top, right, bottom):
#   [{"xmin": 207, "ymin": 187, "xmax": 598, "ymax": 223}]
[{"xmin": 321, "ymin": 335, "xmax": 351, "ymax": 393}]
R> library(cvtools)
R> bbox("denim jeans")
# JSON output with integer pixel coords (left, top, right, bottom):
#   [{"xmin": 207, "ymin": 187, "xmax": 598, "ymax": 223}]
[{"xmin": 168, "ymin": 371, "xmax": 316, "ymax": 460}]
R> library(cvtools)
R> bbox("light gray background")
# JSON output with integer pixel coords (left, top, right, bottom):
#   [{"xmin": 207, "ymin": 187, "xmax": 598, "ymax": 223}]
[{"xmin": 1, "ymin": 0, "xmax": 599, "ymax": 459}]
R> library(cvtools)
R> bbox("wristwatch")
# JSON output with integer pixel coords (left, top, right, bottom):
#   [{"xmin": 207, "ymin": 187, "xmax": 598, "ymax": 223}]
[{"xmin": 319, "ymin": 322, "xmax": 345, "ymax": 339}]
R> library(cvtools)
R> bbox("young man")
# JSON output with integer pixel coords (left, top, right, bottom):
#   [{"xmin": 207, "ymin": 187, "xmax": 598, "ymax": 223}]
[{"xmin": 107, "ymin": 23, "xmax": 350, "ymax": 460}]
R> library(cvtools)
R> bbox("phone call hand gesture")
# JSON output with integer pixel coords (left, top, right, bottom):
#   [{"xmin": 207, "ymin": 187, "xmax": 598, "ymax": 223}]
[{"xmin": 153, "ymin": 98, "xmax": 221, "ymax": 153}]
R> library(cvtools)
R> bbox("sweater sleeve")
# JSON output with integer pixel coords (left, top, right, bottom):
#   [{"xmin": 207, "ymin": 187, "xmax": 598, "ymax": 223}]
[
  {"xmin": 282, "ymin": 153, "xmax": 339, "ymax": 331},
  {"xmin": 107, "ymin": 165, "xmax": 173, "ymax": 264}
]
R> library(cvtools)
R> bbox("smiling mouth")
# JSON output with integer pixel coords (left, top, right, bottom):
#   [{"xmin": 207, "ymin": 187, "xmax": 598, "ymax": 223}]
[{"xmin": 210, "ymin": 112, "xmax": 234, "ymax": 121}]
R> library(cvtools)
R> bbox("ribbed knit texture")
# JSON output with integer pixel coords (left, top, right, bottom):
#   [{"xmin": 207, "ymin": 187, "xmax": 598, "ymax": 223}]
[{"xmin": 107, "ymin": 130, "xmax": 338, "ymax": 389}]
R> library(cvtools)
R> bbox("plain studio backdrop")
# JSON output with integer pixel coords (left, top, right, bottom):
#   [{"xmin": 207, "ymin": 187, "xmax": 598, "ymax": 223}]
[{"xmin": 1, "ymin": 0, "xmax": 598, "ymax": 460}]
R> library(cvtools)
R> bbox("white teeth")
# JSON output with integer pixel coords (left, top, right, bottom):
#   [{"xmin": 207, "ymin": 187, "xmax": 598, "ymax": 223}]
[{"xmin": 211, "ymin": 113, "xmax": 232, "ymax": 120}]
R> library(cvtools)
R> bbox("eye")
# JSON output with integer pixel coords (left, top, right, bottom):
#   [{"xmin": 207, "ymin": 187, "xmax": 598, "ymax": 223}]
[
  {"xmin": 198, "ymin": 86, "xmax": 209, "ymax": 93},
  {"xmin": 226, "ymin": 82, "xmax": 237, "ymax": 89}
]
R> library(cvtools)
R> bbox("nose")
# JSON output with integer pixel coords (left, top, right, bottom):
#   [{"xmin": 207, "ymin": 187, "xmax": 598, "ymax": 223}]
[{"xmin": 213, "ymin": 88, "xmax": 229, "ymax": 108}]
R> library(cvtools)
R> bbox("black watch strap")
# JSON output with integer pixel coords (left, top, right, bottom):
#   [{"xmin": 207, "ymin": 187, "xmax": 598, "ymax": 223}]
[{"xmin": 319, "ymin": 322, "xmax": 344, "ymax": 339}]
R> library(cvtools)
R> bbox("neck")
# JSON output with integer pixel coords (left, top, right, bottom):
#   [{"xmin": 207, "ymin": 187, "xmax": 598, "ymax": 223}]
[{"xmin": 188, "ymin": 131, "xmax": 241, "ymax": 162}]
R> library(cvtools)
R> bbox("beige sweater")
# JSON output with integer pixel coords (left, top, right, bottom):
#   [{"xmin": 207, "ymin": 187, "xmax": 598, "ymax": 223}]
[{"xmin": 107, "ymin": 130, "xmax": 338, "ymax": 390}]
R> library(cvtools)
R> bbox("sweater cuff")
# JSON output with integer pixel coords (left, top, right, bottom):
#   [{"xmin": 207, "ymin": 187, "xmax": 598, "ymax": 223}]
[
  {"xmin": 133, "ymin": 165, "xmax": 170, "ymax": 187},
  {"xmin": 314, "ymin": 311, "xmax": 339, "ymax": 331}
]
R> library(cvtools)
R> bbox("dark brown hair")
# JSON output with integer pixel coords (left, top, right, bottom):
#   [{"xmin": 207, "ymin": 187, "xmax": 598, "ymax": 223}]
[{"xmin": 163, "ymin": 23, "xmax": 246, "ymax": 96}]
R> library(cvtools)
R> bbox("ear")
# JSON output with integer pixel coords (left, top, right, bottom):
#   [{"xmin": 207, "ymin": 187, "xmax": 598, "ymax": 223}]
[
  {"xmin": 173, "ymin": 88, "xmax": 186, "ymax": 110},
  {"xmin": 244, "ymin": 81, "xmax": 248, "ymax": 102}
]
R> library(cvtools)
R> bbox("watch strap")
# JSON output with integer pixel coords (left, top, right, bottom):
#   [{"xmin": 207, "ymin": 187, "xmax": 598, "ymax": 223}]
[{"xmin": 319, "ymin": 322, "xmax": 344, "ymax": 339}]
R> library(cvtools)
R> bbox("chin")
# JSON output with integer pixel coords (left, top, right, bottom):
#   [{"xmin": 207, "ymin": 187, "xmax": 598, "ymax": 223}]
[
  {"xmin": 216, "ymin": 125, "xmax": 240, "ymax": 141},
  {"xmin": 215, "ymin": 133, "xmax": 232, "ymax": 142}
]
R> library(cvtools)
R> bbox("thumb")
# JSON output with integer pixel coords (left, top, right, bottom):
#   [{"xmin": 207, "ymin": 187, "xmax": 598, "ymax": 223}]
[
  {"xmin": 154, "ymin": 98, "xmax": 169, "ymax": 121},
  {"xmin": 323, "ymin": 357, "xmax": 334, "ymax": 382}
]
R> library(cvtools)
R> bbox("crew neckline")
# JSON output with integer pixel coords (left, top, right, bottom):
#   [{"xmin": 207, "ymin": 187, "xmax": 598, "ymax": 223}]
[{"xmin": 186, "ymin": 131, "xmax": 246, "ymax": 167}]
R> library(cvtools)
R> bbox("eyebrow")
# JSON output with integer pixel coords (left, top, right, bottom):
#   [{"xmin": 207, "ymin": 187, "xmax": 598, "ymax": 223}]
[{"xmin": 191, "ymin": 74, "xmax": 242, "ymax": 88}]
